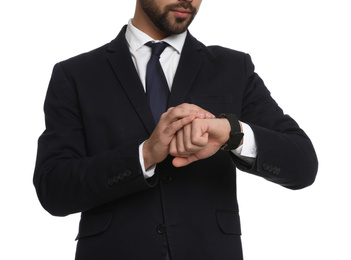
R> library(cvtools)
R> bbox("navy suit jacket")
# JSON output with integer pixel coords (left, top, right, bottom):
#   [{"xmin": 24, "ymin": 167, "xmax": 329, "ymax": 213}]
[{"xmin": 34, "ymin": 26, "xmax": 318, "ymax": 260}]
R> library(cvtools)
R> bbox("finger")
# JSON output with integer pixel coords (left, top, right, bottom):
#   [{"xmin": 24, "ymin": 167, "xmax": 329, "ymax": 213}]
[
  {"xmin": 183, "ymin": 124, "xmax": 193, "ymax": 151},
  {"xmin": 176, "ymin": 129, "xmax": 186, "ymax": 155},
  {"xmin": 164, "ymin": 115, "xmax": 195, "ymax": 137},
  {"xmin": 159, "ymin": 108, "xmax": 197, "ymax": 127},
  {"xmin": 162, "ymin": 103, "xmax": 214, "ymax": 126},
  {"xmin": 206, "ymin": 112, "xmax": 216, "ymax": 119},
  {"xmin": 172, "ymin": 154, "xmax": 199, "ymax": 168},
  {"xmin": 169, "ymin": 136, "xmax": 178, "ymax": 157},
  {"xmin": 178, "ymin": 125, "xmax": 201, "ymax": 155},
  {"xmin": 172, "ymin": 157, "xmax": 188, "ymax": 168},
  {"xmin": 182, "ymin": 123, "xmax": 207, "ymax": 154},
  {"xmin": 191, "ymin": 129, "xmax": 209, "ymax": 147},
  {"xmin": 190, "ymin": 120, "xmax": 209, "ymax": 147},
  {"xmin": 177, "ymin": 103, "xmax": 216, "ymax": 119},
  {"xmin": 192, "ymin": 132, "xmax": 209, "ymax": 147}
]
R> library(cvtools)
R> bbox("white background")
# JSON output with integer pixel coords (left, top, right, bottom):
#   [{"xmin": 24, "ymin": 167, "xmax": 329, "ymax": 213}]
[{"xmin": 1, "ymin": 0, "xmax": 350, "ymax": 259}]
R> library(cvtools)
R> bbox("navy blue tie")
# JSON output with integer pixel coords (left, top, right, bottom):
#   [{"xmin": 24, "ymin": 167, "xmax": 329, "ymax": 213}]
[{"xmin": 145, "ymin": 42, "xmax": 170, "ymax": 124}]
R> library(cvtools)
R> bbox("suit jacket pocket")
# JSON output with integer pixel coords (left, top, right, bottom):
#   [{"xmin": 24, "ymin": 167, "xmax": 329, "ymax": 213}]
[
  {"xmin": 75, "ymin": 210, "xmax": 113, "ymax": 240},
  {"xmin": 216, "ymin": 209, "xmax": 242, "ymax": 235}
]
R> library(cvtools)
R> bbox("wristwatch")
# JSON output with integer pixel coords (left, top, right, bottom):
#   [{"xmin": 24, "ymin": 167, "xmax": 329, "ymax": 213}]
[{"xmin": 216, "ymin": 113, "xmax": 244, "ymax": 151}]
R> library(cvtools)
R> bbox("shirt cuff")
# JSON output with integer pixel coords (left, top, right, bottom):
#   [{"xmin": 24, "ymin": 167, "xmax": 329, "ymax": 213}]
[
  {"xmin": 139, "ymin": 141, "xmax": 156, "ymax": 179},
  {"xmin": 232, "ymin": 122, "xmax": 257, "ymax": 162}
]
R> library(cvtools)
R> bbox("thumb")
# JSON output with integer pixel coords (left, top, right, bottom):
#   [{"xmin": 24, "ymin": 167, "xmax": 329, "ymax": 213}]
[{"xmin": 172, "ymin": 154, "xmax": 198, "ymax": 168}]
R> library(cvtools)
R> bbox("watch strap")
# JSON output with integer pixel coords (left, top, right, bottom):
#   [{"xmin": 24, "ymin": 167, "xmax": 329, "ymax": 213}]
[{"xmin": 217, "ymin": 113, "xmax": 244, "ymax": 151}]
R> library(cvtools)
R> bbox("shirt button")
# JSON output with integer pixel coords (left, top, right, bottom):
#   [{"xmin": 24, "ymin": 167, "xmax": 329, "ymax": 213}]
[{"xmin": 156, "ymin": 224, "xmax": 167, "ymax": 234}]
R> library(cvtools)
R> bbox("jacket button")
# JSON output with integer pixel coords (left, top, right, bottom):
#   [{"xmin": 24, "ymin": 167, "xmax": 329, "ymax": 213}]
[
  {"xmin": 162, "ymin": 174, "xmax": 172, "ymax": 184},
  {"xmin": 156, "ymin": 224, "xmax": 167, "ymax": 234}
]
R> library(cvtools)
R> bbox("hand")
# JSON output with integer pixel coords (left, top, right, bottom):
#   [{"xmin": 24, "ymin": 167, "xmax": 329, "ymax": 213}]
[
  {"xmin": 143, "ymin": 104, "xmax": 214, "ymax": 170},
  {"xmin": 169, "ymin": 118, "xmax": 232, "ymax": 167}
]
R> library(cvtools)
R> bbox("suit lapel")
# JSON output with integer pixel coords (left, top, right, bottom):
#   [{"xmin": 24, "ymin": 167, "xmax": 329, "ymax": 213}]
[
  {"xmin": 106, "ymin": 26, "xmax": 155, "ymax": 135},
  {"xmin": 168, "ymin": 32, "xmax": 204, "ymax": 107},
  {"xmin": 105, "ymin": 28, "xmax": 204, "ymax": 134}
]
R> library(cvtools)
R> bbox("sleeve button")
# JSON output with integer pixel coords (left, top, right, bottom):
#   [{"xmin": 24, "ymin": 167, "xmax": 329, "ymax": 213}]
[
  {"xmin": 118, "ymin": 173, "xmax": 126, "ymax": 181},
  {"xmin": 113, "ymin": 176, "xmax": 120, "ymax": 183},
  {"xmin": 263, "ymin": 163, "xmax": 269, "ymax": 171},
  {"xmin": 124, "ymin": 170, "xmax": 132, "ymax": 177},
  {"xmin": 107, "ymin": 178, "xmax": 114, "ymax": 186},
  {"xmin": 273, "ymin": 167, "xmax": 281, "ymax": 175}
]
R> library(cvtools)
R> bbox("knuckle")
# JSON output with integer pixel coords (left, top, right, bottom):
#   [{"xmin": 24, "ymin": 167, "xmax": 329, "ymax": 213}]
[
  {"xmin": 184, "ymin": 142, "xmax": 193, "ymax": 151},
  {"xmin": 192, "ymin": 137, "xmax": 203, "ymax": 146},
  {"xmin": 178, "ymin": 144, "xmax": 186, "ymax": 153},
  {"xmin": 178, "ymin": 103, "xmax": 189, "ymax": 108},
  {"xmin": 169, "ymin": 147, "xmax": 176, "ymax": 156},
  {"xmin": 160, "ymin": 112, "xmax": 166, "ymax": 119}
]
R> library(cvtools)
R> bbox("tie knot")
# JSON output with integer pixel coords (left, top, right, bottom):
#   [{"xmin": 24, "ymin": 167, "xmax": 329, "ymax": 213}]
[{"xmin": 146, "ymin": 41, "xmax": 168, "ymax": 57}]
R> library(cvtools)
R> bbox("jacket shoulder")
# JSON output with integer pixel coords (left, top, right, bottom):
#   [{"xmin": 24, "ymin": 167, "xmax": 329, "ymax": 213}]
[
  {"xmin": 205, "ymin": 45, "xmax": 248, "ymax": 63},
  {"xmin": 57, "ymin": 42, "xmax": 110, "ymax": 69}
]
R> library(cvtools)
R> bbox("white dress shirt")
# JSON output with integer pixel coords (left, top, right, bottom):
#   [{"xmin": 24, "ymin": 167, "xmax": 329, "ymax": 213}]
[{"xmin": 125, "ymin": 20, "xmax": 257, "ymax": 177}]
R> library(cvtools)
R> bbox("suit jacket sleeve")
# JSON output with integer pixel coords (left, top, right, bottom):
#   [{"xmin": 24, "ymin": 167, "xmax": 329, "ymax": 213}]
[
  {"xmin": 33, "ymin": 63, "xmax": 157, "ymax": 217},
  {"xmin": 232, "ymin": 54, "xmax": 318, "ymax": 190}
]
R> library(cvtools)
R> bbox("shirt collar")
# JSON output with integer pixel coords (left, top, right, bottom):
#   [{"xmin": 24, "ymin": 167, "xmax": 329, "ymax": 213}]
[{"xmin": 125, "ymin": 19, "xmax": 187, "ymax": 54}]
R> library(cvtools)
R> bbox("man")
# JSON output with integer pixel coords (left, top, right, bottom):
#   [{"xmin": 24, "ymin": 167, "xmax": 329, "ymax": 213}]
[{"xmin": 33, "ymin": 0, "xmax": 318, "ymax": 259}]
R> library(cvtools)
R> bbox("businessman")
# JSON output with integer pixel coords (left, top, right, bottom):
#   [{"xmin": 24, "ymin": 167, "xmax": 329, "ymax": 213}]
[{"xmin": 34, "ymin": 0, "xmax": 318, "ymax": 259}]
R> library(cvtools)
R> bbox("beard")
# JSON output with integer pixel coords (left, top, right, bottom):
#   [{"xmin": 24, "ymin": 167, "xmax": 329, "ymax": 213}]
[{"xmin": 139, "ymin": 0, "xmax": 198, "ymax": 35}]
